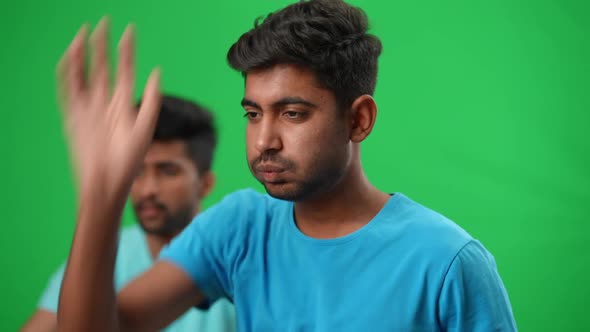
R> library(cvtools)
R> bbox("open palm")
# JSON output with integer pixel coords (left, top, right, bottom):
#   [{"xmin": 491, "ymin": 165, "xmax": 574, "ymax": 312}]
[{"xmin": 57, "ymin": 19, "xmax": 161, "ymax": 202}]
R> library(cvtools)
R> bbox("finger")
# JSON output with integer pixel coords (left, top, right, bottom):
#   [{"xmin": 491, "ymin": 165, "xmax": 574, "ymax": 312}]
[
  {"xmin": 66, "ymin": 25, "xmax": 89, "ymax": 102},
  {"xmin": 89, "ymin": 17, "xmax": 110, "ymax": 100},
  {"xmin": 56, "ymin": 51, "xmax": 69, "ymax": 109},
  {"xmin": 56, "ymin": 24, "xmax": 88, "ymax": 109},
  {"xmin": 114, "ymin": 24, "xmax": 135, "ymax": 108},
  {"xmin": 133, "ymin": 68, "xmax": 161, "ymax": 147}
]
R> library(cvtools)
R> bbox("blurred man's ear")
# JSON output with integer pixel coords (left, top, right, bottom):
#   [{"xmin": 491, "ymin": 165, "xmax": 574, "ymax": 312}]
[{"xmin": 198, "ymin": 171, "xmax": 216, "ymax": 199}]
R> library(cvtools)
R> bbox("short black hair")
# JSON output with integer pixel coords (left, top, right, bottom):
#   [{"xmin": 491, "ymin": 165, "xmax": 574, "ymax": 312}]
[
  {"xmin": 137, "ymin": 95, "xmax": 217, "ymax": 173},
  {"xmin": 227, "ymin": 0, "xmax": 382, "ymax": 109}
]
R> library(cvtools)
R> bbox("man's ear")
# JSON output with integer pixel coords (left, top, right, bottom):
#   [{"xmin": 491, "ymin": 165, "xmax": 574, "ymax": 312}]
[
  {"xmin": 198, "ymin": 171, "xmax": 216, "ymax": 199},
  {"xmin": 349, "ymin": 95, "xmax": 377, "ymax": 143}
]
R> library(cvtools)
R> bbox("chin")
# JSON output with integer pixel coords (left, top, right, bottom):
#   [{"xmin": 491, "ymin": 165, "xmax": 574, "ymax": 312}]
[
  {"xmin": 263, "ymin": 182, "xmax": 308, "ymax": 201},
  {"xmin": 265, "ymin": 176, "xmax": 341, "ymax": 202},
  {"xmin": 139, "ymin": 221, "xmax": 166, "ymax": 234}
]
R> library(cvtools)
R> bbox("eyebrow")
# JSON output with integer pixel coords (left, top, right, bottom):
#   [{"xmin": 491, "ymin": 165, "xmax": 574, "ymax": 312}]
[{"xmin": 241, "ymin": 97, "xmax": 318, "ymax": 109}]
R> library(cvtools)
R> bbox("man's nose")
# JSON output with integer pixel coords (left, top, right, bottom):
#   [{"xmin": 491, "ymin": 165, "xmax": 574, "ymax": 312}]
[
  {"xmin": 254, "ymin": 116, "xmax": 282, "ymax": 153},
  {"xmin": 137, "ymin": 174, "xmax": 159, "ymax": 198}
]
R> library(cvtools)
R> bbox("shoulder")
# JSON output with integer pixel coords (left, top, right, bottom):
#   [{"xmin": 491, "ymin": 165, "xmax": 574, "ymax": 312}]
[
  {"xmin": 449, "ymin": 240, "xmax": 499, "ymax": 274},
  {"xmin": 118, "ymin": 224, "xmax": 145, "ymax": 246},
  {"xmin": 380, "ymin": 193, "xmax": 475, "ymax": 262},
  {"xmin": 119, "ymin": 223, "xmax": 144, "ymax": 239},
  {"xmin": 113, "ymin": 224, "xmax": 153, "ymax": 289},
  {"xmin": 200, "ymin": 188, "xmax": 267, "ymax": 219},
  {"xmin": 191, "ymin": 188, "xmax": 288, "ymax": 234},
  {"xmin": 165, "ymin": 188, "xmax": 286, "ymax": 258},
  {"xmin": 116, "ymin": 224, "xmax": 146, "ymax": 258},
  {"xmin": 438, "ymin": 241, "xmax": 517, "ymax": 330},
  {"xmin": 212, "ymin": 188, "xmax": 281, "ymax": 212}
]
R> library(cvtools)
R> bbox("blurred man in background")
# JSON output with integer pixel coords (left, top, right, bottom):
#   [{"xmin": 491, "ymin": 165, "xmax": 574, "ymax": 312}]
[{"xmin": 21, "ymin": 95, "xmax": 236, "ymax": 332}]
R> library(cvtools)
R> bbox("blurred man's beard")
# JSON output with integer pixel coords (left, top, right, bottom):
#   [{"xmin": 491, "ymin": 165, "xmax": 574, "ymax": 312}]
[{"xmin": 135, "ymin": 203, "xmax": 195, "ymax": 237}]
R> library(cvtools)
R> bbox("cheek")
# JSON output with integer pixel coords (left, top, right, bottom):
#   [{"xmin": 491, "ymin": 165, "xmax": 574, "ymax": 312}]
[
  {"xmin": 280, "ymin": 138, "xmax": 306, "ymax": 173},
  {"xmin": 245, "ymin": 125, "xmax": 256, "ymax": 160},
  {"xmin": 288, "ymin": 127, "xmax": 319, "ymax": 157},
  {"xmin": 287, "ymin": 121, "xmax": 346, "ymax": 165},
  {"xmin": 129, "ymin": 183, "xmax": 142, "ymax": 203},
  {"xmin": 160, "ymin": 179, "xmax": 196, "ymax": 205}
]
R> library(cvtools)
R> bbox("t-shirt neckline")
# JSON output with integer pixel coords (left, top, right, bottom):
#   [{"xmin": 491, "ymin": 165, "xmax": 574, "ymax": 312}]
[{"xmin": 286, "ymin": 192, "xmax": 404, "ymax": 246}]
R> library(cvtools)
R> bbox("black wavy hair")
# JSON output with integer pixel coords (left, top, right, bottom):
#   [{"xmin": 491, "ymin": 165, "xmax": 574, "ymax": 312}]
[
  {"xmin": 227, "ymin": 0, "xmax": 382, "ymax": 109},
  {"xmin": 137, "ymin": 95, "xmax": 217, "ymax": 173}
]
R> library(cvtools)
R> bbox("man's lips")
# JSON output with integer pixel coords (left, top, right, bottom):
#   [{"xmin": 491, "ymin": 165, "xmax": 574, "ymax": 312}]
[
  {"xmin": 255, "ymin": 164, "xmax": 287, "ymax": 183},
  {"xmin": 137, "ymin": 204, "xmax": 164, "ymax": 218}
]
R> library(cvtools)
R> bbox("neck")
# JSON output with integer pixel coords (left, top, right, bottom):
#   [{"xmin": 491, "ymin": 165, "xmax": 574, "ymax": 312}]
[
  {"xmin": 143, "ymin": 207, "xmax": 200, "ymax": 259},
  {"xmin": 145, "ymin": 230, "xmax": 179, "ymax": 260},
  {"xmin": 293, "ymin": 157, "xmax": 389, "ymax": 239}
]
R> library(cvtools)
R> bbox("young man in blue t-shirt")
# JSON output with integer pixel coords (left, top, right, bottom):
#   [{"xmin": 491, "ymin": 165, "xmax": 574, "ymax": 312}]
[{"xmin": 54, "ymin": 0, "xmax": 517, "ymax": 331}]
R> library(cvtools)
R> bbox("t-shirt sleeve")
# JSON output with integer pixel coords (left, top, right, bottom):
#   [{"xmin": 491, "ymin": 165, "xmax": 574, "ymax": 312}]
[
  {"xmin": 159, "ymin": 189, "xmax": 259, "ymax": 303},
  {"xmin": 438, "ymin": 240, "xmax": 518, "ymax": 331},
  {"xmin": 38, "ymin": 263, "xmax": 66, "ymax": 312}
]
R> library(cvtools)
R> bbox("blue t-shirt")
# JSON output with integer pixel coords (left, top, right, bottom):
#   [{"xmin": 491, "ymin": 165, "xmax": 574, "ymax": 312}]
[
  {"xmin": 160, "ymin": 189, "xmax": 517, "ymax": 331},
  {"xmin": 39, "ymin": 224, "xmax": 236, "ymax": 332}
]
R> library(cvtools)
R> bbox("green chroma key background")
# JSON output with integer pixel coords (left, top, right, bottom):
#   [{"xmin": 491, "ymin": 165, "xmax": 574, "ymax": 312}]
[{"xmin": 1, "ymin": 0, "xmax": 588, "ymax": 330}]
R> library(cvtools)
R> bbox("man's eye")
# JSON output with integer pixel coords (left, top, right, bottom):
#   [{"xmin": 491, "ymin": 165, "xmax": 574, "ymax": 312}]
[
  {"xmin": 243, "ymin": 112, "xmax": 261, "ymax": 119},
  {"xmin": 161, "ymin": 166, "xmax": 179, "ymax": 176},
  {"xmin": 283, "ymin": 111, "xmax": 306, "ymax": 120}
]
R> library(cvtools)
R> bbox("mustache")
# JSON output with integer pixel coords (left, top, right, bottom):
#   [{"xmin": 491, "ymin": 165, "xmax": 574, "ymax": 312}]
[
  {"xmin": 134, "ymin": 199, "xmax": 167, "ymax": 212},
  {"xmin": 251, "ymin": 152, "xmax": 295, "ymax": 171}
]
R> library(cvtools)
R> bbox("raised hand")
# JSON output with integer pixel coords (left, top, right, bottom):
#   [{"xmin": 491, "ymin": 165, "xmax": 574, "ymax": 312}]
[
  {"xmin": 57, "ymin": 18, "xmax": 161, "ymax": 203},
  {"xmin": 56, "ymin": 19, "xmax": 162, "ymax": 331}
]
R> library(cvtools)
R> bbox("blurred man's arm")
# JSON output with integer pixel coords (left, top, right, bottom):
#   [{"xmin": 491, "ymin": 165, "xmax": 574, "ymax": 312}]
[
  {"xmin": 116, "ymin": 262, "xmax": 205, "ymax": 330},
  {"xmin": 21, "ymin": 263, "xmax": 65, "ymax": 332},
  {"xmin": 21, "ymin": 311, "xmax": 56, "ymax": 332},
  {"xmin": 23, "ymin": 269, "xmax": 208, "ymax": 332}
]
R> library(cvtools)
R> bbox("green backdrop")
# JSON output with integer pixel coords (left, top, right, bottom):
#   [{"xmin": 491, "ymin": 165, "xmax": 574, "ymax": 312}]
[{"xmin": 1, "ymin": 0, "xmax": 588, "ymax": 331}]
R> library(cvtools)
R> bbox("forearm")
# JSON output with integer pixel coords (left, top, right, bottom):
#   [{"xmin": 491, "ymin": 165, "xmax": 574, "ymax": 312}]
[
  {"xmin": 21, "ymin": 310, "xmax": 57, "ymax": 332},
  {"xmin": 57, "ymin": 186, "xmax": 126, "ymax": 332},
  {"xmin": 55, "ymin": 18, "xmax": 161, "ymax": 331}
]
